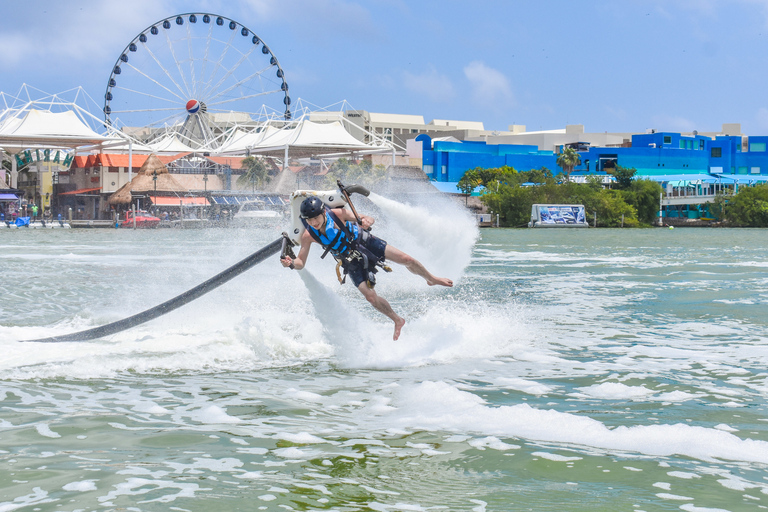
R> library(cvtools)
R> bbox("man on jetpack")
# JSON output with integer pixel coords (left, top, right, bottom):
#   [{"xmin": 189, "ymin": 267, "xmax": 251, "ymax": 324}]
[{"xmin": 280, "ymin": 181, "xmax": 453, "ymax": 341}]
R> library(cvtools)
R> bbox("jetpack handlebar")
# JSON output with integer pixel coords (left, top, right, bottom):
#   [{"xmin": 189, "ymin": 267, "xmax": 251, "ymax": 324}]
[{"xmin": 337, "ymin": 180, "xmax": 370, "ymax": 226}]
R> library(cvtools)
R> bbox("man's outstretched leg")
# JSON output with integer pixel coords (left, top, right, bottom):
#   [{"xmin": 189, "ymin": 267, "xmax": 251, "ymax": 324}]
[
  {"xmin": 358, "ymin": 282, "xmax": 406, "ymax": 340},
  {"xmin": 384, "ymin": 245, "xmax": 453, "ymax": 287}
]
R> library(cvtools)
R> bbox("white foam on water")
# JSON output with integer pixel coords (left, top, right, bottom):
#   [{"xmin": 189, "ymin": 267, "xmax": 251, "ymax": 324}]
[
  {"xmin": 62, "ymin": 480, "xmax": 97, "ymax": 492},
  {"xmin": 679, "ymin": 505, "xmax": 732, "ymax": 512},
  {"xmin": 532, "ymin": 452, "xmax": 583, "ymax": 462},
  {"xmin": 35, "ymin": 424, "xmax": 61, "ymax": 438},
  {"xmin": 387, "ymin": 380, "xmax": 768, "ymax": 465},
  {"xmin": 574, "ymin": 382, "xmax": 655, "ymax": 400},
  {"xmin": 495, "ymin": 377, "xmax": 555, "ymax": 396}
]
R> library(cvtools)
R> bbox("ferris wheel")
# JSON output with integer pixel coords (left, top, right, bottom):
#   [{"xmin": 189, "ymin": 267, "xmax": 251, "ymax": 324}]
[{"xmin": 103, "ymin": 13, "xmax": 290, "ymax": 150}]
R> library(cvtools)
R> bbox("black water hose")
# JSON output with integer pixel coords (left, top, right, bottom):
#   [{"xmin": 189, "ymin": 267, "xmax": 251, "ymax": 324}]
[{"xmin": 24, "ymin": 237, "xmax": 284, "ymax": 343}]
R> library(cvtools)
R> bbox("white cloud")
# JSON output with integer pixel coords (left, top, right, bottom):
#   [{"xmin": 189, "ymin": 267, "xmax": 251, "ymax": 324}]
[
  {"xmin": 402, "ymin": 65, "xmax": 455, "ymax": 103},
  {"xmin": 463, "ymin": 61, "xmax": 514, "ymax": 110}
]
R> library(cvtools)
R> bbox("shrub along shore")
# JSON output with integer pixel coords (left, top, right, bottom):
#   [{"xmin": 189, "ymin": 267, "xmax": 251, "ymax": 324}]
[{"xmin": 458, "ymin": 165, "xmax": 768, "ymax": 228}]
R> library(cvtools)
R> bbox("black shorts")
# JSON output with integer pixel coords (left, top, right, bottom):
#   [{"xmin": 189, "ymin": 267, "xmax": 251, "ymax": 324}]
[{"xmin": 346, "ymin": 233, "xmax": 387, "ymax": 288}]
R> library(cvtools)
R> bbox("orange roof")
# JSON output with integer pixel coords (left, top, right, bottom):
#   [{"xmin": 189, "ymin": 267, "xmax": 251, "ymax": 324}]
[
  {"xmin": 149, "ymin": 195, "xmax": 209, "ymax": 206},
  {"xmin": 98, "ymin": 154, "xmax": 149, "ymax": 168},
  {"xmin": 205, "ymin": 156, "xmax": 244, "ymax": 169},
  {"xmin": 288, "ymin": 165, "xmax": 310, "ymax": 174},
  {"xmin": 70, "ymin": 152, "xmax": 191, "ymax": 169},
  {"xmin": 59, "ymin": 187, "xmax": 102, "ymax": 195},
  {"xmin": 156, "ymin": 152, "xmax": 191, "ymax": 165}
]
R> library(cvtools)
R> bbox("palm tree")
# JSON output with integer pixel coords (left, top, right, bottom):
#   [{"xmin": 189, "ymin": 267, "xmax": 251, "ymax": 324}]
[
  {"xmin": 556, "ymin": 147, "xmax": 581, "ymax": 182},
  {"xmin": 237, "ymin": 156, "xmax": 270, "ymax": 192}
]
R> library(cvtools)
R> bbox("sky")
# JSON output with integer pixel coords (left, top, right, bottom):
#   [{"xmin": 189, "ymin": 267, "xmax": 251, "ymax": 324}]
[{"xmin": 2, "ymin": 0, "xmax": 768, "ymax": 135}]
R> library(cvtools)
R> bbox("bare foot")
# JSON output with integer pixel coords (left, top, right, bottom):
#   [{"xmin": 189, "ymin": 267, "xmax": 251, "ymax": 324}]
[
  {"xmin": 427, "ymin": 276, "xmax": 453, "ymax": 287},
  {"xmin": 393, "ymin": 317, "xmax": 406, "ymax": 340}
]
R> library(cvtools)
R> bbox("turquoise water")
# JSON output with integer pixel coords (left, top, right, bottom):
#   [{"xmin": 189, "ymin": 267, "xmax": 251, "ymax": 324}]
[{"xmin": 2, "ymin": 206, "xmax": 768, "ymax": 511}]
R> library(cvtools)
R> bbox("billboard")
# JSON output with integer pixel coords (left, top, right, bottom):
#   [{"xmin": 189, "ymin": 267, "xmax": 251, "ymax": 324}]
[{"xmin": 530, "ymin": 204, "xmax": 588, "ymax": 227}]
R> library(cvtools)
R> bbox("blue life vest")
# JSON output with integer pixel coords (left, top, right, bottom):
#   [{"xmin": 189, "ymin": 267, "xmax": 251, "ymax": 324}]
[{"xmin": 303, "ymin": 208, "xmax": 359, "ymax": 257}]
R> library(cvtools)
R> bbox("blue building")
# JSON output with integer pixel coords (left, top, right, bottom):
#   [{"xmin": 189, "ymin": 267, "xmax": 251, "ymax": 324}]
[
  {"xmin": 573, "ymin": 132, "xmax": 768, "ymax": 177},
  {"xmin": 420, "ymin": 131, "xmax": 768, "ymax": 187},
  {"xmin": 420, "ymin": 131, "xmax": 768, "ymax": 220},
  {"xmin": 418, "ymin": 135, "xmax": 557, "ymax": 183}
]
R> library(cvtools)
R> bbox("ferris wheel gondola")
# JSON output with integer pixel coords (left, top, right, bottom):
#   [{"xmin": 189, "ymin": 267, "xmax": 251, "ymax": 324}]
[{"xmin": 103, "ymin": 13, "xmax": 290, "ymax": 150}]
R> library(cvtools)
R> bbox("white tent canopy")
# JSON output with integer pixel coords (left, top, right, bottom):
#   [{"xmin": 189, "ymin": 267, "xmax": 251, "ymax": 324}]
[
  {"xmin": 148, "ymin": 134, "xmax": 196, "ymax": 153},
  {"xmin": 217, "ymin": 126, "xmax": 282, "ymax": 154},
  {"xmin": 0, "ymin": 109, "xmax": 118, "ymax": 151},
  {"xmin": 254, "ymin": 120, "xmax": 373, "ymax": 150},
  {"xmin": 216, "ymin": 119, "xmax": 394, "ymax": 162}
]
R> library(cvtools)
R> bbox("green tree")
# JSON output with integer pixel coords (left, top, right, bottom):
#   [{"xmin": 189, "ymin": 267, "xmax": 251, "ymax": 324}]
[
  {"xmin": 619, "ymin": 179, "xmax": 663, "ymax": 225},
  {"xmin": 585, "ymin": 175, "xmax": 604, "ymax": 191},
  {"xmin": 724, "ymin": 184, "xmax": 768, "ymax": 226},
  {"xmin": 457, "ymin": 169, "xmax": 481, "ymax": 204},
  {"xmin": 556, "ymin": 147, "xmax": 581, "ymax": 182},
  {"xmin": 237, "ymin": 156, "xmax": 270, "ymax": 192},
  {"xmin": 609, "ymin": 165, "xmax": 637, "ymax": 189},
  {"xmin": 706, "ymin": 191, "xmax": 729, "ymax": 221}
]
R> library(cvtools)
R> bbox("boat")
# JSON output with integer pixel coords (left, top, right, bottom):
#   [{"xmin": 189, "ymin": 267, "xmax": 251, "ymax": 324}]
[
  {"xmin": 230, "ymin": 200, "xmax": 284, "ymax": 227},
  {"xmin": 121, "ymin": 210, "xmax": 161, "ymax": 229}
]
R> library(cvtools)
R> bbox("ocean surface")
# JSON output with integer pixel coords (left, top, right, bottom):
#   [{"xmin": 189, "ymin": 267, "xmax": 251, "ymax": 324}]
[{"xmin": 2, "ymin": 194, "xmax": 768, "ymax": 512}]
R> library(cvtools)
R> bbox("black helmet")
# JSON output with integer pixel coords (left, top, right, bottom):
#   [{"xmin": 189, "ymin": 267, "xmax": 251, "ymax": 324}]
[{"xmin": 300, "ymin": 196, "xmax": 325, "ymax": 218}]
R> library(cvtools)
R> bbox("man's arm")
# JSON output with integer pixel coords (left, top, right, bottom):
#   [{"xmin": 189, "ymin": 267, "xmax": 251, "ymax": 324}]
[
  {"xmin": 333, "ymin": 207, "xmax": 374, "ymax": 230},
  {"xmin": 281, "ymin": 231, "xmax": 313, "ymax": 270}
]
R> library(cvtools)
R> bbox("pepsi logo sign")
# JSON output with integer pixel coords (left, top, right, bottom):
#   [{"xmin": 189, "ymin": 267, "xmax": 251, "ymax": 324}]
[{"xmin": 186, "ymin": 100, "xmax": 200, "ymax": 114}]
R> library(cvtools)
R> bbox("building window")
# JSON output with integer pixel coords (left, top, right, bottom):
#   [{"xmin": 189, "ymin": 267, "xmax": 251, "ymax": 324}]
[
  {"xmin": 699, "ymin": 140, "xmax": 705, "ymax": 150},
  {"xmin": 738, "ymin": 167, "xmax": 748, "ymax": 174},
  {"xmin": 749, "ymin": 142, "xmax": 766, "ymax": 152},
  {"xmin": 411, "ymin": 129, "xmax": 419, "ymax": 133},
  {"xmin": 751, "ymin": 167, "xmax": 761, "ymax": 174},
  {"xmin": 664, "ymin": 136, "xmax": 671, "ymax": 144},
  {"xmin": 423, "ymin": 165, "xmax": 434, "ymax": 175},
  {"xmin": 711, "ymin": 147, "xmax": 722, "ymax": 158},
  {"xmin": 441, "ymin": 165, "xmax": 447, "ymax": 176}
]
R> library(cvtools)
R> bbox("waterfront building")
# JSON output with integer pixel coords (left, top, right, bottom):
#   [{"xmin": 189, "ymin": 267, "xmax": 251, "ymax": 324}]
[
  {"xmin": 418, "ymin": 123, "xmax": 768, "ymax": 221},
  {"xmin": 310, "ymin": 110, "xmax": 493, "ymax": 148}
]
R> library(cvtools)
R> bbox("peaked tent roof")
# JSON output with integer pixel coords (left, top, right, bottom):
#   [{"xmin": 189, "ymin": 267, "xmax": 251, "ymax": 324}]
[
  {"xmin": 252, "ymin": 120, "xmax": 378, "ymax": 153},
  {"xmin": 0, "ymin": 109, "xmax": 123, "ymax": 152},
  {"xmin": 217, "ymin": 126, "xmax": 282, "ymax": 154},
  {"xmin": 148, "ymin": 134, "xmax": 196, "ymax": 153},
  {"xmin": 215, "ymin": 120, "xmax": 394, "ymax": 159}
]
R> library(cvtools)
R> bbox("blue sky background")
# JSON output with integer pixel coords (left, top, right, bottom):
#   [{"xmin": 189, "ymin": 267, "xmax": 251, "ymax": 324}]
[{"xmin": 2, "ymin": 0, "xmax": 768, "ymax": 134}]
